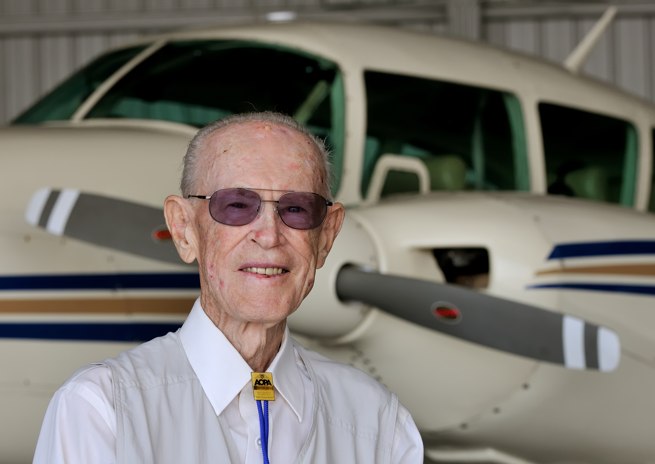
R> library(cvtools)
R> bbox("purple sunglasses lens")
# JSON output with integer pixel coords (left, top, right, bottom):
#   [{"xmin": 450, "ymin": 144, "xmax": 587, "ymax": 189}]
[
  {"xmin": 209, "ymin": 188, "xmax": 260, "ymax": 226},
  {"xmin": 277, "ymin": 192, "xmax": 327, "ymax": 229}
]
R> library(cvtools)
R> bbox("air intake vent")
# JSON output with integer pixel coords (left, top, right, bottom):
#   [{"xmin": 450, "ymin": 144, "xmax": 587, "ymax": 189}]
[{"xmin": 432, "ymin": 247, "xmax": 489, "ymax": 289}]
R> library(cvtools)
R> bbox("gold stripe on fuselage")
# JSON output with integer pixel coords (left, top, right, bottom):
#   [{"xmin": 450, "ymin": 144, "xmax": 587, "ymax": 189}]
[{"xmin": 536, "ymin": 264, "xmax": 655, "ymax": 277}]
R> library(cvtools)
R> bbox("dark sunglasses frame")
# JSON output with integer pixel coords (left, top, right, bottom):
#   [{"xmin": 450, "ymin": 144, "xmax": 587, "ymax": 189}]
[{"xmin": 187, "ymin": 187, "xmax": 333, "ymax": 230}]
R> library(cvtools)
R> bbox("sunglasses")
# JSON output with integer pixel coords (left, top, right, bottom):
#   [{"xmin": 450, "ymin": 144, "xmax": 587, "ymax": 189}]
[{"xmin": 187, "ymin": 188, "xmax": 333, "ymax": 230}]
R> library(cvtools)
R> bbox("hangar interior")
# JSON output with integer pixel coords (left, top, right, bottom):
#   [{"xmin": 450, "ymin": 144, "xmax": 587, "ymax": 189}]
[
  {"xmin": 0, "ymin": 0, "xmax": 655, "ymax": 463},
  {"xmin": 1, "ymin": 0, "xmax": 654, "ymax": 125}
]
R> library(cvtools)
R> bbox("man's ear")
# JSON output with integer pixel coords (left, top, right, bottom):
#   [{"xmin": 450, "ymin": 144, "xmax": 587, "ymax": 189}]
[
  {"xmin": 316, "ymin": 202, "xmax": 345, "ymax": 269},
  {"xmin": 164, "ymin": 195, "xmax": 198, "ymax": 264}
]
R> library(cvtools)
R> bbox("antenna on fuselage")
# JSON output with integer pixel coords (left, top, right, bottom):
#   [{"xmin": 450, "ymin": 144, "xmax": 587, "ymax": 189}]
[{"xmin": 564, "ymin": 6, "xmax": 618, "ymax": 74}]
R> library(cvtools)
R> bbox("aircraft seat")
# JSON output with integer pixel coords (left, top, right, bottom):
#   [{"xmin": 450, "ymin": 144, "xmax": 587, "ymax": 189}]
[
  {"xmin": 380, "ymin": 155, "xmax": 466, "ymax": 196},
  {"xmin": 565, "ymin": 166, "xmax": 608, "ymax": 201},
  {"xmin": 424, "ymin": 155, "xmax": 467, "ymax": 191},
  {"xmin": 380, "ymin": 169, "xmax": 422, "ymax": 196}
]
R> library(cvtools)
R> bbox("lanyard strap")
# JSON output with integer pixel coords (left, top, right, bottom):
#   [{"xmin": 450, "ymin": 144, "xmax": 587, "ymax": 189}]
[
  {"xmin": 256, "ymin": 400, "xmax": 270, "ymax": 464},
  {"xmin": 252, "ymin": 372, "xmax": 274, "ymax": 464}
]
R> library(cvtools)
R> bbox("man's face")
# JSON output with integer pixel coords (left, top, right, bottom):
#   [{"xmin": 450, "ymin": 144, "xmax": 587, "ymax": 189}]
[{"xmin": 175, "ymin": 121, "xmax": 343, "ymax": 328}]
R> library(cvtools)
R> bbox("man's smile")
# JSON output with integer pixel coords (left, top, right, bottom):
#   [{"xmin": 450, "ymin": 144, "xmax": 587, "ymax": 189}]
[{"xmin": 241, "ymin": 266, "xmax": 289, "ymax": 276}]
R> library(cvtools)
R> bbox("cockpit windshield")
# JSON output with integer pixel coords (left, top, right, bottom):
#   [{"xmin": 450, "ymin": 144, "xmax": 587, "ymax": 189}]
[
  {"xmin": 13, "ymin": 46, "xmax": 146, "ymax": 124},
  {"xmin": 11, "ymin": 40, "xmax": 346, "ymax": 195}
]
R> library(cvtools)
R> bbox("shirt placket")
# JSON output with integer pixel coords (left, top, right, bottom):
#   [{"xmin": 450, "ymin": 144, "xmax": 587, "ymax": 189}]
[{"xmin": 238, "ymin": 386, "xmax": 267, "ymax": 464}]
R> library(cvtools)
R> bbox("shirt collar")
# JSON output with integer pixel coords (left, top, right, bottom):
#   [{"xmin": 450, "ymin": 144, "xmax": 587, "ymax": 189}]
[{"xmin": 179, "ymin": 299, "xmax": 305, "ymax": 421}]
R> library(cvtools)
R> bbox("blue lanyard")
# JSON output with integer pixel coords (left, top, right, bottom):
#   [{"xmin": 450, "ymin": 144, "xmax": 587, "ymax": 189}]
[
  {"xmin": 256, "ymin": 400, "xmax": 270, "ymax": 464},
  {"xmin": 252, "ymin": 372, "xmax": 274, "ymax": 464}
]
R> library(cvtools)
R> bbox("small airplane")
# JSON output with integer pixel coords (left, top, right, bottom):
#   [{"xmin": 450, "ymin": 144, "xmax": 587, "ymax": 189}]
[{"xmin": 2, "ymin": 7, "xmax": 655, "ymax": 463}]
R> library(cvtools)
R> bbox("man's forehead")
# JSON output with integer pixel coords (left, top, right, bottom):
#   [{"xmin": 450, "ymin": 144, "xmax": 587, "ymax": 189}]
[
  {"xmin": 196, "ymin": 119, "xmax": 322, "ymax": 177},
  {"xmin": 200, "ymin": 121, "xmax": 320, "ymax": 164},
  {"xmin": 210, "ymin": 120, "xmax": 305, "ymax": 144}
]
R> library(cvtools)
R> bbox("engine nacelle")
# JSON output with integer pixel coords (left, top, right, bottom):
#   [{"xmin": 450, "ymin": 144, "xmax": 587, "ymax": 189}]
[{"xmin": 288, "ymin": 214, "xmax": 377, "ymax": 339}]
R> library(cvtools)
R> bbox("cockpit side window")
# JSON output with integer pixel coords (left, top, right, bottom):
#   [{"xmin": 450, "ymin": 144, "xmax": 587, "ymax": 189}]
[
  {"xmin": 82, "ymin": 41, "xmax": 345, "ymax": 196},
  {"xmin": 362, "ymin": 71, "xmax": 528, "ymax": 197},
  {"xmin": 540, "ymin": 103, "xmax": 638, "ymax": 206},
  {"xmin": 12, "ymin": 46, "xmax": 146, "ymax": 124}
]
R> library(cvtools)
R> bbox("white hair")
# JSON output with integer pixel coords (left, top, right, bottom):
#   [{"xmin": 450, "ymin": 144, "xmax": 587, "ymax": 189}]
[{"xmin": 180, "ymin": 111, "xmax": 332, "ymax": 198}]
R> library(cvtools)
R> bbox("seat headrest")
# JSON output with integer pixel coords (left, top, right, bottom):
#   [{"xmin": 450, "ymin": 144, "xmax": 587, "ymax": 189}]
[
  {"xmin": 565, "ymin": 166, "xmax": 608, "ymax": 201},
  {"xmin": 424, "ymin": 155, "xmax": 467, "ymax": 191}
]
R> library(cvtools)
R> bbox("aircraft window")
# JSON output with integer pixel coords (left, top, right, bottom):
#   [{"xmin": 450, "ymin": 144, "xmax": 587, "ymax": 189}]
[
  {"xmin": 362, "ymin": 71, "xmax": 528, "ymax": 197},
  {"xmin": 541, "ymin": 103, "xmax": 637, "ymax": 206},
  {"xmin": 82, "ymin": 40, "xmax": 345, "ymax": 196},
  {"xmin": 12, "ymin": 46, "xmax": 146, "ymax": 124}
]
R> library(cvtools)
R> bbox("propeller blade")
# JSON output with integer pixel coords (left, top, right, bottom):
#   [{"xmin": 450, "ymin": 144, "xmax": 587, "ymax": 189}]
[
  {"xmin": 336, "ymin": 266, "xmax": 620, "ymax": 372},
  {"xmin": 26, "ymin": 188, "xmax": 184, "ymax": 265}
]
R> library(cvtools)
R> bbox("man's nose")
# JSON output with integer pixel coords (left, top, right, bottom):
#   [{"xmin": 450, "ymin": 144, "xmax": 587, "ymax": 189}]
[{"xmin": 249, "ymin": 201, "xmax": 284, "ymax": 247}]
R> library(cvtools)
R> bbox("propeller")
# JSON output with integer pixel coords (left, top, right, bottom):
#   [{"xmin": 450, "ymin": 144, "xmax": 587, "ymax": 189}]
[
  {"xmin": 25, "ymin": 187, "xmax": 184, "ymax": 265},
  {"xmin": 336, "ymin": 266, "xmax": 620, "ymax": 372},
  {"xmin": 25, "ymin": 188, "xmax": 621, "ymax": 371}
]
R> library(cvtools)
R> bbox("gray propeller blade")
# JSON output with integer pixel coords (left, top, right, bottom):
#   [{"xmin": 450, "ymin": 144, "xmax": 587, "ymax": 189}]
[
  {"xmin": 336, "ymin": 266, "xmax": 620, "ymax": 372},
  {"xmin": 26, "ymin": 188, "xmax": 184, "ymax": 265}
]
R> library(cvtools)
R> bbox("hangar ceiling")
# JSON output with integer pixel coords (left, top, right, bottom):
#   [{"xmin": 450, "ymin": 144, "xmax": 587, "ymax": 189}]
[
  {"xmin": 0, "ymin": 1, "xmax": 643, "ymax": 36},
  {"xmin": 0, "ymin": 0, "xmax": 654, "ymax": 123}
]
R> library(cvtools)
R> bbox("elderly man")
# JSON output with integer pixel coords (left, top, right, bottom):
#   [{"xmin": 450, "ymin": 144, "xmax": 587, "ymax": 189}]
[{"xmin": 34, "ymin": 112, "xmax": 423, "ymax": 463}]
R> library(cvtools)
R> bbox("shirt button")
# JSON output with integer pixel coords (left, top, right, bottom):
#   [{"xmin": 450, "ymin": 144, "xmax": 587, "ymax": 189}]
[{"xmin": 257, "ymin": 437, "xmax": 262, "ymax": 448}]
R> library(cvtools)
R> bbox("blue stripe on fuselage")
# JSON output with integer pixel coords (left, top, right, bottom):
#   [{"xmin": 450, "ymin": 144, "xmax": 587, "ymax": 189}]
[
  {"xmin": 0, "ymin": 273, "xmax": 200, "ymax": 291},
  {"xmin": 547, "ymin": 240, "xmax": 655, "ymax": 260},
  {"xmin": 529, "ymin": 282, "xmax": 655, "ymax": 296},
  {"xmin": 0, "ymin": 322, "xmax": 182, "ymax": 342}
]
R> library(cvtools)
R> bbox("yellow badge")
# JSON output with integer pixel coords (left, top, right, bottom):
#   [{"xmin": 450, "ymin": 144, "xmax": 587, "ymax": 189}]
[{"xmin": 251, "ymin": 372, "xmax": 275, "ymax": 401}]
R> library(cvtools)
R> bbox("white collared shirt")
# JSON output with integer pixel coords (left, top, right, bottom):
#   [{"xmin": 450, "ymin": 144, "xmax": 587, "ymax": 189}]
[{"xmin": 34, "ymin": 300, "xmax": 422, "ymax": 463}]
